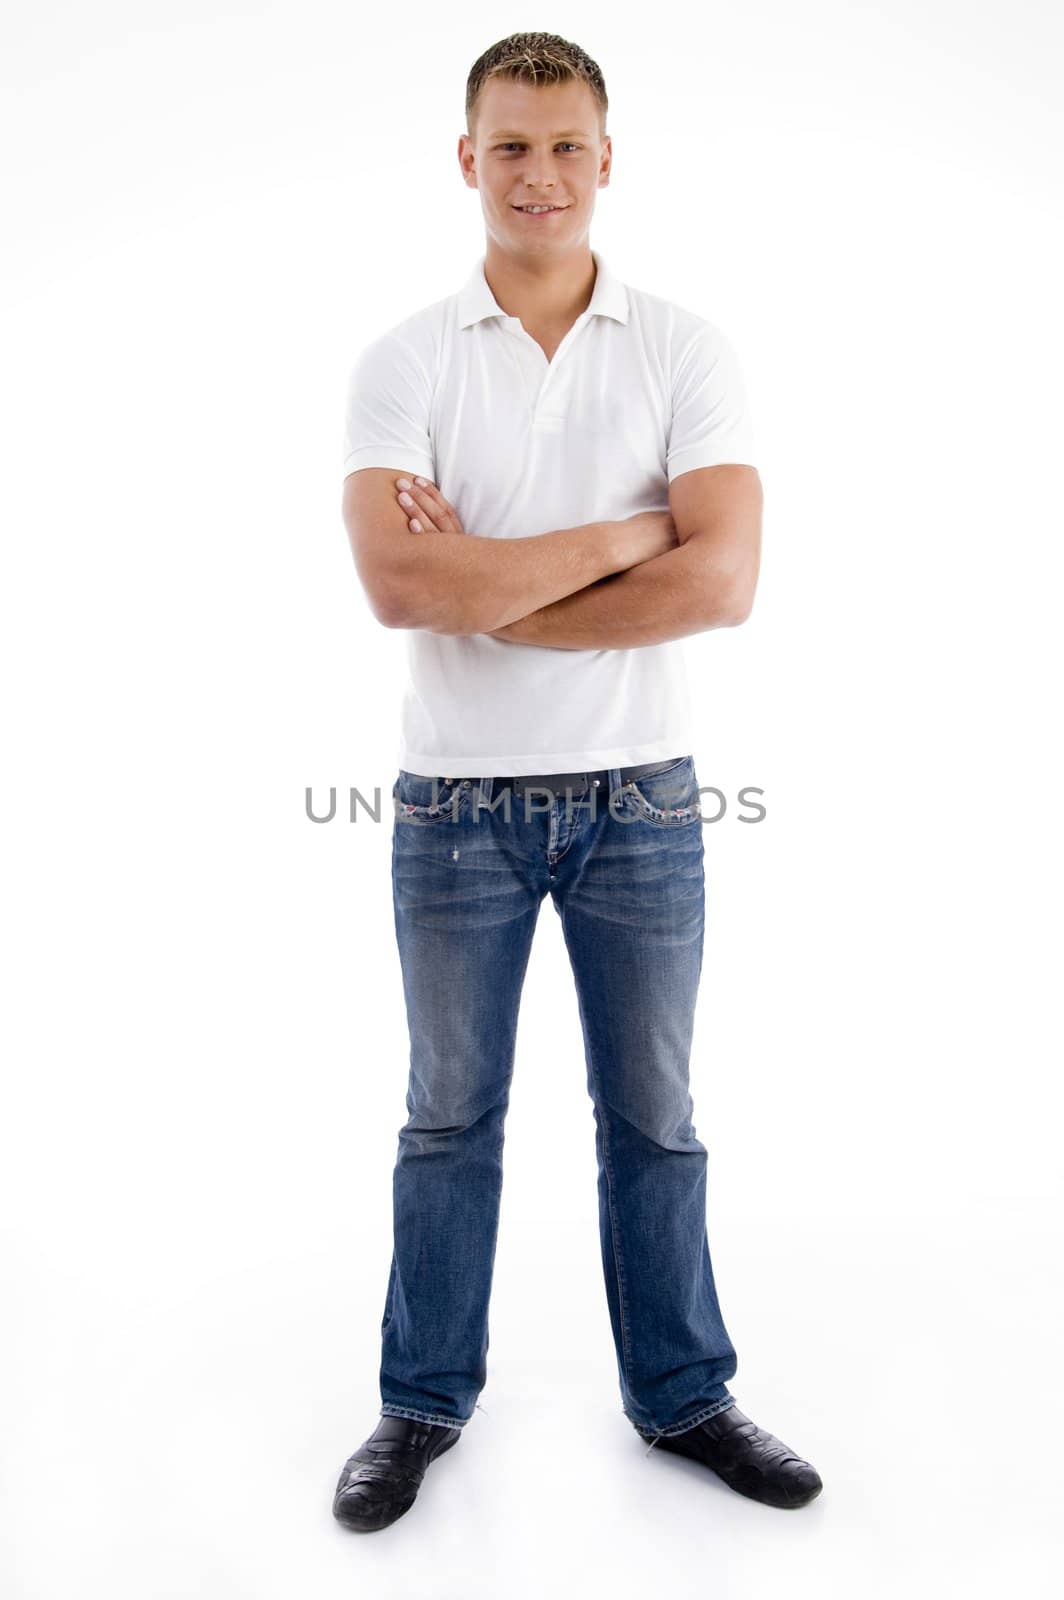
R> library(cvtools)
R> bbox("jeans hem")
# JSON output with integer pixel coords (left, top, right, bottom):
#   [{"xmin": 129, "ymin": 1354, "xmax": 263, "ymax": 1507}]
[
  {"xmin": 380, "ymin": 1404, "xmax": 471, "ymax": 1429},
  {"xmin": 627, "ymin": 1393, "xmax": 737, "ymax": 1438}
]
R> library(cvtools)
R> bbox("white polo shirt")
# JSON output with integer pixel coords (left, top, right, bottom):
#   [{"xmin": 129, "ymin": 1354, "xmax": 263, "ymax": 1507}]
[{"xmin": 342, "ymin": 249, "xmax": 756, "ymax": 777}]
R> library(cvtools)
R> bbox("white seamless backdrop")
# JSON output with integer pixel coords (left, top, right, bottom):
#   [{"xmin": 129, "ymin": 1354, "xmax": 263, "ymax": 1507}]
[{"xmin": 1, "ymin": 3, "xmax": 1061, "ymax": 1598}]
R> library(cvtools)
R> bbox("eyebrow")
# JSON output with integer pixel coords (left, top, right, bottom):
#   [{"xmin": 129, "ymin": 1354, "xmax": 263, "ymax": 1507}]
[{"xmin": 487, "ymin": 130, "xmax": 590, "ymax": 140}]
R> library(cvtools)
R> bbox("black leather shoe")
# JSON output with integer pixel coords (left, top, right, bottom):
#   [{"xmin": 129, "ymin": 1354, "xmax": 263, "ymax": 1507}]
[
  {"xmin": 332, "ymin": 1415, "xmax": 462, "ymax": 1533},
  {"xmin": 638, "ymin": 1404, "xmax": 823, "ymax": 1509}
]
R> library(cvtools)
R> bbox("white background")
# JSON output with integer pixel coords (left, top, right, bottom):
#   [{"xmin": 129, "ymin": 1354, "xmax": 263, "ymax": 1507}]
[{"xmin": 2, "ymin": 2, "xmax": 1062, "ymax": 1595}]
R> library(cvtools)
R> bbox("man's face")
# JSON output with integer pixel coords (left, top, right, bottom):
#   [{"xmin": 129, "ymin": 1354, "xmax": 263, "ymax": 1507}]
[{"xmin": 459, "ymin": 78, "xmax": 611, "ymax": 258}]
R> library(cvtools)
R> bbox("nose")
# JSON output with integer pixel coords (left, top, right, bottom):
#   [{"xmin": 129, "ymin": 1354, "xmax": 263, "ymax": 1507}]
[{"xmin": 518, "ymin": 155, "xmax": 561, "ymax": 189}]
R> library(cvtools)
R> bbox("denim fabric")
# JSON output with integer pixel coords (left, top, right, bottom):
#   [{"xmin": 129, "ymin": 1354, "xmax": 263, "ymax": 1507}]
[{"xmin": 378, "ymin": 754, "xmax": 738, "ymax": 1437}]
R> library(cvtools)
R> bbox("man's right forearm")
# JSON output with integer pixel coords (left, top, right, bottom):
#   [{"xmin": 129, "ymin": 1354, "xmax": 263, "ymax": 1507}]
[{"xmin": 383, "ymin": 521, "xmax": 634, "ymax": 634}]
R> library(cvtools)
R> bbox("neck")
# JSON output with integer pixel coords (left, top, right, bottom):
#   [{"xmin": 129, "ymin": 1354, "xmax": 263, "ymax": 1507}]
[{"xmin": 482, "ymin": 241, "xmax": 597, "ymax": 329}]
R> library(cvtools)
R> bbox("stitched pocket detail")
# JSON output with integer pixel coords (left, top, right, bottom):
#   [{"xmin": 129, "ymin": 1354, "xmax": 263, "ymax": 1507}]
[
  {"xmin": 393, "ymin": 773, "xmax": 471, "ymax": 824},
  {"xmin": 621, "ymin": 756, "xmax": 702, "ymax": 826}
]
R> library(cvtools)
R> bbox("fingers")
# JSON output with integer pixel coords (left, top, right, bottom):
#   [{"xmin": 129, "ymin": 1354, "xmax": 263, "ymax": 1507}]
[
  {"xmin": 395, "ymin": 476, "xmax": 438, "ymax": 534},
  {"xmin": 395, "ymin": 475, "xmax": 455, "ymax": 535}
]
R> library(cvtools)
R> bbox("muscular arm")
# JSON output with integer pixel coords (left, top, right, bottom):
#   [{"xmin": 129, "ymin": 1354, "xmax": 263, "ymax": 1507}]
[
  {"xmin": 486, "ymin": 546, "xmax": 733, "ymax": 649},
  {"xmin": 342, "ymin": 468, "xmax": 669, "ymax": 635},
  {"xmin": 488, "ymin": 466, "xmax": 763, "ymax": 649}
]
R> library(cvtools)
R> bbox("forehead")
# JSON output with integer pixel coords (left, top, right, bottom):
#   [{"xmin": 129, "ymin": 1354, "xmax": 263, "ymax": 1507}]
[{"xmin": 476, "ymin": 75, "xmax": 600, "ymax": 138}]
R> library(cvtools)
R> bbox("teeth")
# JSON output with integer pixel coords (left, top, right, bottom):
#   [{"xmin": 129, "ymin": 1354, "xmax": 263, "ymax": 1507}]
[{"xmin": 519, "ymin": 205, "xmax": 560, "ymax": 213}]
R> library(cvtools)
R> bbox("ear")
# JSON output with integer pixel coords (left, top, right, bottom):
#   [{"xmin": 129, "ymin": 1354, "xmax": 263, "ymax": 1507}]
[{"xmin": 457, "ymin": 133, "xmax": 477, "ymax": 189}]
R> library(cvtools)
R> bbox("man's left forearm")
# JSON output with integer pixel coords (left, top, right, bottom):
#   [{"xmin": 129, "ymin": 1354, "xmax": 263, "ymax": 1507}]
[{"xmin": 486, "ymin": 540, "xmax": 749, "ymax": 649}]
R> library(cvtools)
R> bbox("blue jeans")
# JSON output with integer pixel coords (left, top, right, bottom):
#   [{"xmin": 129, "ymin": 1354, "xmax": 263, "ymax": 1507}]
[{"xmin": 379, "ymin": 754, "xmax": 738, "ymax": 1438}]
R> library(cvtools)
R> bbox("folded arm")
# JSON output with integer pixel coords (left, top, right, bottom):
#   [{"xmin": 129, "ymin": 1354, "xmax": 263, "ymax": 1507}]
[
  {"xmin": 488, "ymin": 465, "xmax": 763, "ymax": 649},
  {"xmin": 342, "ymin": 469, "xmax": 673, "ymax": 635}
]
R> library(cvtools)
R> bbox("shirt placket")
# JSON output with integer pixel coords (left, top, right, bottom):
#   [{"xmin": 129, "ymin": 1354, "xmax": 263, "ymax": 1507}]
[{"xmin": 503, "ymin": 312, "xmax": 591, "ymax": 434}]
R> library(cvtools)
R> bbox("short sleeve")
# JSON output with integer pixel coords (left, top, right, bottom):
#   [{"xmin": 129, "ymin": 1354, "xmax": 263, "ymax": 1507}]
[
  {"xmin": 342, "ymin": 331, "xmax": 436, "ymax": 483},
  {"xmin": 666, "ymin": 322, "xmax": 757, "ymax": 480}
]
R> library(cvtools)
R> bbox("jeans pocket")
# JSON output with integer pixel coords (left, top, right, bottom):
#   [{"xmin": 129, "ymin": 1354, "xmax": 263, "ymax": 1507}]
[
  {"xmin": 620, "ymin": 755, "xmax": 702, "ymax": 826},
  {"xmin": 393, "ymin": 771, "xmax": 471, "ymax": 824}
]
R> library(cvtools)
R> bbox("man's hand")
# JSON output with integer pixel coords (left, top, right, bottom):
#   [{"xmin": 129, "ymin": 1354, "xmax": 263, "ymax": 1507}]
[
  {"xmin": 393, "ymin": 476, "xmax": 467, "ymax": 537},
  {"xmin": 616, "ymin": 509, "xmax": 679, "ymax": 563}
]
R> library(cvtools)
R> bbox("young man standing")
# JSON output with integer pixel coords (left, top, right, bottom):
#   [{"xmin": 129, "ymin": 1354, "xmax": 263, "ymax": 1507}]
[{"xmin": 333, "ymin": 33, "xmax": 822, "ymax": 1533}]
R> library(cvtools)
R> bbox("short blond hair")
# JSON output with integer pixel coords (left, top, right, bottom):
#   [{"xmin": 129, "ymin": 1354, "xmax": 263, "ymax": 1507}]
[{"xmin": 465, "ymin": 31, "xmax": 609, "ymax": 143}]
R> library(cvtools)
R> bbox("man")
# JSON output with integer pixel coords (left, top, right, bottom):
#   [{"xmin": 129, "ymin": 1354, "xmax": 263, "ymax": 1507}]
[{"xmin": 332, "ymin": 32, "xmax": 822, "ymax": 1534}]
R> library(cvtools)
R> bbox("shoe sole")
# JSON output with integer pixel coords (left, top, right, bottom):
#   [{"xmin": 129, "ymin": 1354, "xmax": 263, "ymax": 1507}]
[{"xmin": 333, "ymin": 1426, "xmax": 462, "ymax": 1533}]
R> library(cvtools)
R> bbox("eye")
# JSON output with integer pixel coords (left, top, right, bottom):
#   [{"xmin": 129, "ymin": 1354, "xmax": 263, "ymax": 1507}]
[{"xmin": 495, "ymin": 143, "xmax": 581, "ymax": 153}]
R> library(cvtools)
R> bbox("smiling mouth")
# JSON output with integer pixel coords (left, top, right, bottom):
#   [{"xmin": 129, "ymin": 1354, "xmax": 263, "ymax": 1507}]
[{"xmin": 512, "ymin": 204, "xmax": 569, "ymax": 214}]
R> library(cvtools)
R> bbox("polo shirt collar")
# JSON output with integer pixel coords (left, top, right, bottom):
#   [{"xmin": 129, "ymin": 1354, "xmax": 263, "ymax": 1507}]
[{"xmin": 457, "ymin": 248, "xmax": 629, "ymax": 330}]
